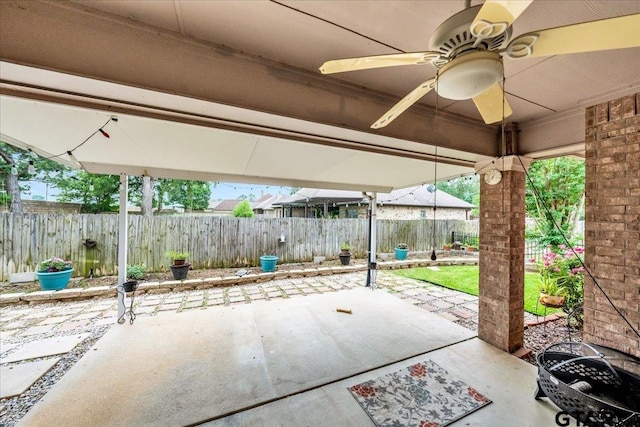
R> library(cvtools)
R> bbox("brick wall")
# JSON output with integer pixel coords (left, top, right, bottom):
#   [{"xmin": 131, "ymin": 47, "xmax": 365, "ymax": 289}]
[
  {"xmin": 583, "ymin": 93, "xmax": 640, "ymax": 359},
  {"xmin": 478, "ymin": 165, "xmax": 526, "ymax": 352}
]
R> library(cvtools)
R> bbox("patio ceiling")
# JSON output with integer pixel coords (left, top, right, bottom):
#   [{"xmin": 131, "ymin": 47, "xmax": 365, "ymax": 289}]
[{"xmin": 1, "ymin": 1, "xmax": 639, "ymax": 190}]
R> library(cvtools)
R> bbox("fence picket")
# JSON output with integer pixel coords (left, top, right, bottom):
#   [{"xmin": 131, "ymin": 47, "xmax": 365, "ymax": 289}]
[{"xmin": 1, "ymin": 213, "xmax": 478, "ymax": 280}]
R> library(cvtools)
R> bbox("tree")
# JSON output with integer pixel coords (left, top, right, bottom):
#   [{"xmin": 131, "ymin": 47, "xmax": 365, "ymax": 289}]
[
  {"xmin": 233, "ymin": 199, "xmax": 254, "ymax": 217},
  {"xmin": 525, "ymin": 157, "xmax": 585, "ymax": 245},
  {"xmin": 436, "ymin": 175, "xmax": 479, "ymax": 204},
  {"xmin": 164, "ymin": 180, "xmax": 211, "ymax": 211},
  {"xmin": 0, "ymin": 142, "xmax": 70, "ymax": 213},
  {"xmin": 49, "ymin": 171, "xmax": 121, "ymax": 213}
]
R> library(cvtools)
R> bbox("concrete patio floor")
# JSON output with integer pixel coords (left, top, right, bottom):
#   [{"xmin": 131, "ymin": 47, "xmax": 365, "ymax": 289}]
[{"xmin": 14, "ymin": 284, "xmax": 559, "ymax": 426}]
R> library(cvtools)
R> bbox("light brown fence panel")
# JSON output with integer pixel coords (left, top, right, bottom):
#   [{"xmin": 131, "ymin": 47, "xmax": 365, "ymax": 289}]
[{"xmin": 1, "ymin": 213, "xmax": 479, "ymax": 281}]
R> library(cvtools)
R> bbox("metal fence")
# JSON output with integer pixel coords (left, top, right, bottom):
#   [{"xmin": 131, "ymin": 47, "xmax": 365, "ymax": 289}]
[{"xmin": 0, "ymin": 213, "xmax": 478, "ymax": 280}]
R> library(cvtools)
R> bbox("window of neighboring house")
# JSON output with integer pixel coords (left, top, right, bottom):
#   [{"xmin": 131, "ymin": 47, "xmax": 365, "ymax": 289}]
[
  {"xmin": 346, "ymin": 209, "xmax": 358, "ymax": 218},
  {"xmin": 420, "ymin": 210, "xmax": 426, "ymax": 218}
]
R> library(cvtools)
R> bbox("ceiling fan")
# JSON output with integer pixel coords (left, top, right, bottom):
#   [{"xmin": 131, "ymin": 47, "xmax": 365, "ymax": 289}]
[{"xmin": 319, "ymin": 1, "xmax": 640, "ymax": 128}]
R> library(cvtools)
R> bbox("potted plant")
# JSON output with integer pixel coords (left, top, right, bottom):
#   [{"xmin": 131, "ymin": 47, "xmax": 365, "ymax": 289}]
[
  {"xmin": 124, "ymin": 264, "xmax": 146, "ymax": 292},
  {"xmin": 394, "ymin": 243, "xmax": 409, "ymax": 260},
  {"xmin": 259, "ymin": 254, "xmax": 278, "ymax": 272},
  {"xmin": 36, "ymin": 257, "xmax": 74, "ymax": 291},
  {"xmin": 340, "ymin": 242, "xmax": 351, "ymax": 255},
  {"xmin": 465, "ymin": 242, "xmax": 477, "ymax": 252},
  {"xmin": 538, "ymin": 276, "xmax": 566, "ymax": 308},
  {"xmin": 167, "ymin": 251, "xmax": 190, "ymax": 280},
  {"xmin": 339, "ymin": 242, "xmax": 351, "ymax": 265},
  {"xmin": 443, "ymin": 243, "xmax": 452, "ymax": 252}
]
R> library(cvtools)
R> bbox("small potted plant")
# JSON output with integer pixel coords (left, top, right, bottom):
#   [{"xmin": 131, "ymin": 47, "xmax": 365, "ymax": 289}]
[
  {"xmin": 124, "ymin": 263, "xmax": 146, "ymax": 292},
  {"xmin": 443, "ymin": 243, "xmax": 452, "ymax": 251},
  {"xmin": 167, "ymin": 251, "xmax": 190, "ymax": 280},
  {"xmin": 538, "ymin": 277, "xmax": 566, "ymax": 308},
  {"xmin": 394, "ymin": 243, "xmax": 409, "ymax": 260},
  {"xmin": 465, "ymin": 241, "xmax": 477, "ymax": 252},
  {"xmin": 36, "ymin": 257, "xmax": 74, "ymax": 291},
  {"xmin": 259, "ymin": 254, "xmax": 278, "ymax": 272},
  {"xmin": 339, "ymin": 242, "xmax": 351, "ymax": 265}
]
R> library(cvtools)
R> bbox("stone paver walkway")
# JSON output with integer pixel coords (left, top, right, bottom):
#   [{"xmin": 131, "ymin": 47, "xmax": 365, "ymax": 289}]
[{"xmin": 4, "ymin": 266, "xmax": 560, "ymax": 426}]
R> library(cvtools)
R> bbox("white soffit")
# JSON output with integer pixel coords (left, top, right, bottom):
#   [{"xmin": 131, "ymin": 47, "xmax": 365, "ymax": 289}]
[
  {"xmin": 0, "ymin": 62, "xmax": 487, "ymax": 164},
  {"xmin": 0, "ymin": 95, "xmax": 473, "ymax": 192}
]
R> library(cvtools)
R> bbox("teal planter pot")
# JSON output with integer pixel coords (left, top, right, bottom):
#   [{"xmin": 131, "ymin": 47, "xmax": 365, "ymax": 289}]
[
  {"xmin": 260, "ymin": 255, "xmax": 278, "ymax": 272},
  {"xmin": 36, "ymin": 268, "xmax": 74, "ymax": 291},
  {"xmin": 394, "ymin": 247, "xmax": 409, "ymax": 260}
]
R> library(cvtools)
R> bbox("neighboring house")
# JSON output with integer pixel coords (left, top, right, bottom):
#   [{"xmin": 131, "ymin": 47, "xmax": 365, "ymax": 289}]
[
  {"xmin": 209, "ymin": 194, "xmax": 291, "ymax": 217},
  {"xmin": 0, "ymin": 200, "xmax": 83, "ymax": 214},
  {"xmin": 251, "ymin": 194, "xmax": 290, "ymax": 217},
  {"xmin": 274, "ymin": 187, "xmax": 475, "ymax": 220},
  {"xmin": 209, "ymin": 199, "xmax": 240, "ymax": 216}
]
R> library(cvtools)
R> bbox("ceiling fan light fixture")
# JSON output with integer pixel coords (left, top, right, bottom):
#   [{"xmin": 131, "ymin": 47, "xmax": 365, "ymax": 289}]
[{"xmin": 436, "ymin": 51, "xmax": 503, "ymax": 100}]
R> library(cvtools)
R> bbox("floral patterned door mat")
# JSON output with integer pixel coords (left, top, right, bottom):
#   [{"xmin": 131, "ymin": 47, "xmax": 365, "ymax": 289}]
[{"xmin": 348, "ymin": 360, "xmax": 491, "ymax": 427}]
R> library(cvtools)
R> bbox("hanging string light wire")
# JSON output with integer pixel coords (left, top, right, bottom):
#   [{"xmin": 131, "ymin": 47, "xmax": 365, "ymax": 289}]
[{"xmin": 43, "ymin": 118, "xmax": 113, "ymax": 163}]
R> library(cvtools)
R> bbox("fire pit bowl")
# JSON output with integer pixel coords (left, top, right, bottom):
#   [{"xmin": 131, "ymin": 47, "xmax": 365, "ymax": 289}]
[{"xmin": 535, "ymin": 342, "xmax": 640, "ymax": 426}]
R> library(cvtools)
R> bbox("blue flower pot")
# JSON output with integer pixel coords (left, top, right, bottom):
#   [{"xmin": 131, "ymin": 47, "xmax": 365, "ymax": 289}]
[
  {"xmin": 394, "ymin": 248, "xmax": 409, "ymax": 260},
  {"xmin": 259, "ymin": 255, "xmax": 278, "ymax": 272},
  {"xmin": 36, "ymin": 268, "xmax": 74, "ymax": 291}
]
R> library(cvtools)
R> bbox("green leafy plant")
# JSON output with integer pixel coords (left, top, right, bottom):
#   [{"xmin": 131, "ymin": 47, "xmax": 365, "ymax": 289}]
[
  {"xmin": 233, "ymin": 199, "xmax": 254, "ymax": 218},
  {"xmin": 396, "ymin": 243, "xmax": 408, "ymax": 249},
  {"xmin": 340, "ymin": 242, "xmax": 351, "ymax": 251},
  {"xmin": 167, "ymin": 251, "xmax": 189, "ymax": 261},
  {"xmin": 38, "ymin": 257, "xmax": 73, "ymax": 272},
  {"xmin": 126, "ymin": 264, "xmax": 147, "ymax": 280},
  {"xmin": 533, "ymin": 244, "xmax": 585, "ymax": 315}
]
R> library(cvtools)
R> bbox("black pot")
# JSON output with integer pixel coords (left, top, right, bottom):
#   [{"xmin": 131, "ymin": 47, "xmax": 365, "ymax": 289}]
[
  {"xmin": 339, "ymin": 253, "xmax": 351, "ymax": 266},
  {"xmin": 170, "ymin": 263, "xmax": 190, "ymax": 280},
  {"xmin": 123, "ymin": 280, "xmax": 138, "ymax": 292}
]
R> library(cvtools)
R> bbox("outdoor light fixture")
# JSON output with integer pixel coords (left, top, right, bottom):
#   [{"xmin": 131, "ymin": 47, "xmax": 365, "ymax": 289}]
[
  {"xmin": 10, "ymin": 165, "xmax": 18, "ymax": 175},
  {"xmin": 28, "ymin": 148, "xmax": 38, "ymax": 159},
  {"xmin": 89, "ymin": 182, "xmax": 95, "ymax": 192},
  {"xmin": 67, "ymin": 151, "xmax": 80, "ymax": 166},
  {"xmin": 27, "ymin": 160, "xmax": 35, "ymax": 175}
]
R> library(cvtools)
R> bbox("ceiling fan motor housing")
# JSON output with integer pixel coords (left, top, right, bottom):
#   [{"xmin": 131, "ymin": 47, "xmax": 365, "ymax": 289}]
[
  {"xmin": 428, "ymin": 5, "xmax": 510, "ymax": 100},
  {"xmin": 429, "ymin": 5, "xmax": 511, "ymax": 66}
]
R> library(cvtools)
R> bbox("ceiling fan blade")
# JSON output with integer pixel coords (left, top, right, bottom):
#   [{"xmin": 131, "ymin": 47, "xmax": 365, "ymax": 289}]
[
  {"xmin": 505, "ymin": 14, "xmax": 640, "ymax": 59},
  {"xmin": 472, "ymin": 82, "xmax": 513, "ymax": 124},
  {"xmin": 319, "ymin": 52, "xmax": 441, "ymax": 74},
  {"xmin": 371, "ymin": 78, "xmax": 436, "ymax": 129},
  {"xmin": 471, "ymin": 0, "xmax": 533, "ymax": 44}
]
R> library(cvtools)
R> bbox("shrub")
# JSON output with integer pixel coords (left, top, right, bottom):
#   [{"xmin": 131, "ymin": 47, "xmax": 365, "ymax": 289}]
[
  {"xmin": 533, "ymin": 244, "xmax": 585, "ymax": 316},
  {"xmin": 233, "ymin": 200, "xmax": 254, "ymax": 218}
]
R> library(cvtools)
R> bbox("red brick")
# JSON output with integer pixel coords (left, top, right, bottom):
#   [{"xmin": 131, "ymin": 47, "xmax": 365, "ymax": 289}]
[{"xmin": 585, "ymin": 92, "xmax": 640, "ymax": 358}]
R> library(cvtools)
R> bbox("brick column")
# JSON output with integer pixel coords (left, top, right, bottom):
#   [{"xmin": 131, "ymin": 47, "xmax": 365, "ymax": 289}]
[
  {"xmin": 584, "ymin": 93, "xmax": 640, "ymax": 359},
  {"xmin": 478, "ymin": 156, "xmax": 529, "ymax": 352}
]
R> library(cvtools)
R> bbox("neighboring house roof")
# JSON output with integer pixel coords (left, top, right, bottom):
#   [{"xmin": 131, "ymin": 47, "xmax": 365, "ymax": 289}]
[
  {"xmin": 210, "ymin": 199, "xmax": 241, "ymax": 212},
  {"xmin": 275, "ymin": 186, "xmax": 474, "ymax": 209},
  {"xmin": 251, "ymin": 194, "xmax": 289, "ymax": 211}
]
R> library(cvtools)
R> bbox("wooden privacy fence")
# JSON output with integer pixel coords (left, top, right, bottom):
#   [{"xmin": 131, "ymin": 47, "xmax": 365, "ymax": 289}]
[{"xmin": 0, "ymin": 213, "xmax": 478, "ymax": 280}]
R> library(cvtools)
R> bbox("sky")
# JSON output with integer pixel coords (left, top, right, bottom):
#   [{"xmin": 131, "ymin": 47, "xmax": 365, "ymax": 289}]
[{"xmin": 19, "ymin": 180, "xmax": 293, "ymax": 201}]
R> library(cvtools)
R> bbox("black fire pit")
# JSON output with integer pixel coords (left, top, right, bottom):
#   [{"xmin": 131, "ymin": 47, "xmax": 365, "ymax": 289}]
[{"xmin": 535, "ymin": 342, "xmax": 640, "ymax": 427}]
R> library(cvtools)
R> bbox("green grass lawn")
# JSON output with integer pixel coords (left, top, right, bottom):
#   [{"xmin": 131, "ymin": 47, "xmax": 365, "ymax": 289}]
[{"xmin": 394, "ymin": 266, "xmax": 559, "ymax": 316}]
